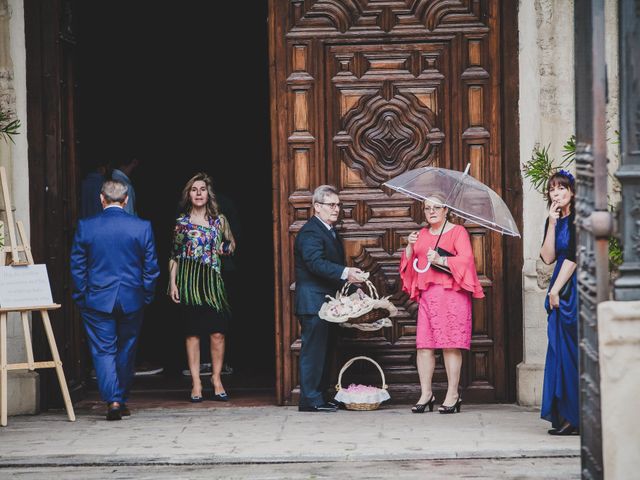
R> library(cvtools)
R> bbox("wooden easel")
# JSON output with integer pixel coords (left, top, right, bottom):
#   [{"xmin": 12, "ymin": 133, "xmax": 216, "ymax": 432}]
[{"xmin": 0, "ymin": 167, "xmax": 75, "ymax": 426}]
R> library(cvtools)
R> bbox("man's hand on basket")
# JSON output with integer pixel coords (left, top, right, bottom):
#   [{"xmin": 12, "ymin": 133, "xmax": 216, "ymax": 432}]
[{"xmin": 347, "ymin": 267, "xmax": 366, "ymax": 284}]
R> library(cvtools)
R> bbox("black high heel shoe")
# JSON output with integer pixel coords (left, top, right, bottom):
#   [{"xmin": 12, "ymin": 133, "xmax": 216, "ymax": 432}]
[
  {"xmin": 190, "ymin": 385, "xmax": 203, "ymax": 403},
  {"xmin": 190, "ymin": 388, "xmax": 203, "ymax": 403},
  {"xmin": 411, "ymin": 394, "xmax": 436, "ymax": 413},
  {"xmin": 210, "ymin": 377, "xmax": 228, "ymax": 402},
  {"xmin": 212, "ymin": 391, "xmax": 229, "ymax": 402},
  {"xmin": 548, "ymin": 422, "xmax": 579, "ymax": 435},
  {"xmin": 438, "ymin": 396, "xmax": 462, "ymax": 414}
]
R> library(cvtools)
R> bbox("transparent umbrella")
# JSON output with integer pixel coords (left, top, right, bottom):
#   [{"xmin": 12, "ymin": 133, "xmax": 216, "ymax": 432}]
[{"xmin": 383, "ymin": 164, "xmax": 520, "ymax": 272}]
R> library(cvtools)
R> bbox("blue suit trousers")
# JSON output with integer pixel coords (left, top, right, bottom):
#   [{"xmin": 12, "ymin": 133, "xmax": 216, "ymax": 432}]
[{"xmin": 82, "ymin": 303, "xmax": 144, "ymax": 403}]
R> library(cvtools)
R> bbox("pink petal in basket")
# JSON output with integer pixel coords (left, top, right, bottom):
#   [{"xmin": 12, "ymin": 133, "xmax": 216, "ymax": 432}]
[{"xmin": 343, "ymin": 383, "xmax": 380, "ymax": 394}]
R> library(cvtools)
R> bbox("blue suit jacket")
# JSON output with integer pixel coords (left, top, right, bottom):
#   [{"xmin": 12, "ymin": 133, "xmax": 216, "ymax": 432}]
[
  {"xmin": 70, "ymin": 207, "xmax": 160, "ymax": 314},
  {"xmin": 294, "ymin": 215, "xmax": 346, "ymax": 316}
]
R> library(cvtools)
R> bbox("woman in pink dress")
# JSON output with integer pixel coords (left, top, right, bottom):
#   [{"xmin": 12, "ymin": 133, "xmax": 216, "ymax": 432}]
[{"xmin": 400, "ymin": 196, "xmax": 484, "ymax": 414}]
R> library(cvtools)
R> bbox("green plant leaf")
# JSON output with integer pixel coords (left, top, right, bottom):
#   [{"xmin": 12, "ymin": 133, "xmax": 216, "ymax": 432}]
[
  {"xmin": 609, "ymin": 236, "xmax": 623, "ymax": 269},
  {"xmin": 523, "ymin": 143, "xmax": 555, "ymax": 195},
  {"xmin": 561, "ymin": 135, "xmax": 576, "ymax": 166},
  {"xmin": 0, "ymin": 108, "xmax": 21, "ymax": 143}
]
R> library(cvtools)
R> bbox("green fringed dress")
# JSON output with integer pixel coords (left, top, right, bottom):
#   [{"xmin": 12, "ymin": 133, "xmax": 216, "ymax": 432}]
[{"xmin": 171, "ymin": 214, "xmax": 229, "ymax": 336}]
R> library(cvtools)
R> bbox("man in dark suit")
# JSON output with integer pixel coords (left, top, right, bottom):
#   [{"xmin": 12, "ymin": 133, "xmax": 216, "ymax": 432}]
[
  {"xmin": 71, "ymin": 179, "xmax": 159, "ymax": 420},
  {"xmin": 294, "ymin": 185, "xmax": 364, "ymax": 412}
]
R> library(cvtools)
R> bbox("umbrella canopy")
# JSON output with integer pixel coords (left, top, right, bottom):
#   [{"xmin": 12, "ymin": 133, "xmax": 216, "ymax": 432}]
[{"xmin": 383, "ymin": 165, "xmax": 520, "ymax": 237}]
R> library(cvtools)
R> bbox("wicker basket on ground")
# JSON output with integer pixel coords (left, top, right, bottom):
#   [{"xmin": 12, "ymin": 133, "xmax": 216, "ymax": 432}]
[{"xmin": 334, "ymin": 356, "xmax": 390, "ymax": 411}]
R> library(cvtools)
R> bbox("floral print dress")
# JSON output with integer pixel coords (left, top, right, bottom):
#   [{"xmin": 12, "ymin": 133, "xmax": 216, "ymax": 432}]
[{"xmin": 171, "ymin": 214, "xmax": 229, "ymax": 311}]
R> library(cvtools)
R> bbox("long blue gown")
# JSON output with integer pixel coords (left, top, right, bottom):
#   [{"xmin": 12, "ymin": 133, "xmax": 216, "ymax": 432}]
[{"xmin": 541, "ymin": 215, "xmax": 579, "ymax": 429}]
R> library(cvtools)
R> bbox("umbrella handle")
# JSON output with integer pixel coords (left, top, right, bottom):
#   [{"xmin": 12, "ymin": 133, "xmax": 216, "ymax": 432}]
[{"xmin": 413, "ymin": 258, "xmax": 431, "ymax": 273}]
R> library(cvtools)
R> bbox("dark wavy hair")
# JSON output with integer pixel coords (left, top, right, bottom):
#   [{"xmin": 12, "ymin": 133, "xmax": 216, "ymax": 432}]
[
  {"xmin": 179, "ymin": 172, "xmax": 219, "ymax": 219},
  {"xmin": 546, "ymin": 171, "xmax": 575, "ymax": 214}
]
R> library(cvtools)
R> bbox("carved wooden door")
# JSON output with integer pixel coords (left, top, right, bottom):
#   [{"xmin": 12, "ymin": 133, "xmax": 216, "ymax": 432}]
[
  {"xmin": 270, "ymin": 0, "xmax": 520, "ymax": 404},
  {"xmin": 25, "ymin": 0, "xmax": 85, "ymax": 408}
]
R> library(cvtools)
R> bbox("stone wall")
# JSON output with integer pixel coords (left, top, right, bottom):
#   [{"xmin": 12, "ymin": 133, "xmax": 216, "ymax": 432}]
[
  {"xmin": 1, "ymin": 0, "xmax": 38, "ymax": 416},
  {"xmin": 517, "ymin": 0, "xmax": 576, "ymax": 406}
]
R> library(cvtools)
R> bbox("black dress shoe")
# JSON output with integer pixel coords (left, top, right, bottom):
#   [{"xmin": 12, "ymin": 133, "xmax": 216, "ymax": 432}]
[
  {"xmin": 120, "ymin": 404, "xmax": 131, "ymax": 417},
  {"xmin": 212, "ymin": 392, "xmax": 229, "ymax": 402},
  {"xmin": 298, "ymin": 402, "xmax": 338, "ymax": 412},
  {"xmin": 106, "ymin": 404, "xmax": 122, "ymax": 421}
]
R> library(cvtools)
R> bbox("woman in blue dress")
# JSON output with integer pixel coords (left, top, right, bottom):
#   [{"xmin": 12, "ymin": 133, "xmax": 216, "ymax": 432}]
[{"xmin": 539, "ymin": 170, "xmax": 579, "ymax": 435}]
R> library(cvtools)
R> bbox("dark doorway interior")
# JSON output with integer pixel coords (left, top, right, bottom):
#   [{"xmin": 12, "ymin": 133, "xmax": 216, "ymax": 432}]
[{"xmin": 75, "ymin": 2, "xmax": 274, "ymax": 397}]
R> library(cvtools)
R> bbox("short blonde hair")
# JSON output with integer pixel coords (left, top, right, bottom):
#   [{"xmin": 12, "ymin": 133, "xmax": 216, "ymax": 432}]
[
  {"xmin": 424, "ymin": 193, "xmax": 447, "ymax": 205},
  {"xmin": 424, "ymin": 194, "xmax": 452, "ymax": 221}
]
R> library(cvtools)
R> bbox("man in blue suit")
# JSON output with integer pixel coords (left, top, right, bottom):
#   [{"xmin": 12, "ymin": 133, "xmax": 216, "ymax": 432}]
[
  {"xmin": 71, "ymin": 179, "xmax": 159, "ymax": 420},
  {"xmin": 294, "ymin": 185, "xmax": 364, "ymax": 412}
]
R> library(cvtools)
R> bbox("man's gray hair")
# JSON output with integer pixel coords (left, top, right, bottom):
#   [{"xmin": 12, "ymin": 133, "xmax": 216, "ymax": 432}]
[
  {"xmin": 312, "ymin": 185, "xmax": 339, "ymax": 204},
  {"xmin": 101, "ymin": 179, "xmax": 129, "ymax": 203}
]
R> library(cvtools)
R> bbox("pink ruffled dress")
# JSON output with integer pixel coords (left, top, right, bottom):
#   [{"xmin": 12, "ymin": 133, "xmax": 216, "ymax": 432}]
[{"xmin": 400, "ymin": 225, "xmax": 484, "ymax": 350}]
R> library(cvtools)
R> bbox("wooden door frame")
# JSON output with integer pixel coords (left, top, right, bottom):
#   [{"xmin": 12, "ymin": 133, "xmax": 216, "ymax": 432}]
[
  {"xmin": 500, "ymin": 0, "xmax": 523, "ymax": 403},
  {"xmin": 268, "ymin": 0, "xmax": 522, "ymax": 405},
  {"xmin": 268, "ymin": 0, "xmax": 283, "ymax": 405},
  {"xmin": 25, "ymin": 0, "xmax": 85, "ymax": 409}
]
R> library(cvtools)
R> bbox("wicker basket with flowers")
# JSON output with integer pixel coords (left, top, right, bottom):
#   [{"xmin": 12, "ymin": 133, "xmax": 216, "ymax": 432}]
[{"xmin": 334, "ymin": 356, "xmax": 390, "ymax": 411}]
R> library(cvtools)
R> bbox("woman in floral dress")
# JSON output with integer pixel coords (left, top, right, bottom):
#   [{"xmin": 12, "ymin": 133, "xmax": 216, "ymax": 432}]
[{"xmin": 169, "ymin": 173, "xmax": 235, "ymax": 402}]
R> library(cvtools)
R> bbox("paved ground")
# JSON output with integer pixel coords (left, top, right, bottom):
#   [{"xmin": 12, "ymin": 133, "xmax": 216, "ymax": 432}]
[
  {"xmin": 0, "ymin": 458, "xmax": 580, "ymax": 479},
  {"xmin": 0, "ymin": 403, "xmax": 579, "ymax": 478}
]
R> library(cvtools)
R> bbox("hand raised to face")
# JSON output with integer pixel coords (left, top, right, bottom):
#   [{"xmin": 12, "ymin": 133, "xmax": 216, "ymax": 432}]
[{"xmin": 548, "ymin": 201, "xmax": 560, "ymax": 224}]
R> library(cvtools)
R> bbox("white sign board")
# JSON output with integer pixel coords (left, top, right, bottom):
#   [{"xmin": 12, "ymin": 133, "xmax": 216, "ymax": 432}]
[{"xmin": 0, "ymin": 264, "xmax": 54, "ymax": 308}]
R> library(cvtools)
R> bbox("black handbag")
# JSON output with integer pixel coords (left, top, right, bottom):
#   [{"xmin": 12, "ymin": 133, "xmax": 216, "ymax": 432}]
[{"xmin": 432, "ymin": 246, "xmax": 454, "ymax": 274}]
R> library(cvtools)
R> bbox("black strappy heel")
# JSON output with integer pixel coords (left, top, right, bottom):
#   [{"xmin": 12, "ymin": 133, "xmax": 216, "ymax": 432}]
[
  {"xmin": 411, "ymin": 394, "xmax": 436, "ymax": 413},
  {"xmin": 438, "ymin": 396, "xmax": 462, "ymax": 414}
]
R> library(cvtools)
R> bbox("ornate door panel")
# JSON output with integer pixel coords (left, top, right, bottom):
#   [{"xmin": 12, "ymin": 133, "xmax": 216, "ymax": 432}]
[{"xmin": 270, "ymin": 0, "xmax": 515, "ymax": 404}]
